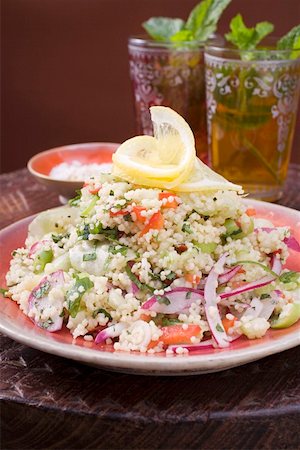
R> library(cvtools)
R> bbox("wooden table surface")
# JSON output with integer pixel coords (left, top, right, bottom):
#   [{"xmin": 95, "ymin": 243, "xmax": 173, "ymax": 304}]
[{"xmin": 1, "ymin": 167, "xmax": 300, "ymax": 450}]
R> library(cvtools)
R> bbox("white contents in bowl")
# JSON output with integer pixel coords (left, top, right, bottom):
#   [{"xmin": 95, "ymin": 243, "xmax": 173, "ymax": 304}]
[{"xmin": 49, "ymin": 160, "xmax": 112, "ymax": 181}]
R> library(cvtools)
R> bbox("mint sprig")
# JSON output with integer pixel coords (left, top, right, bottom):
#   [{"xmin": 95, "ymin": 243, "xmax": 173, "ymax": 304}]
[
  {"xmin": 143, "ymin": 0, "xmax": 231, "ymax": 44},
  {"xmin": 143, "ymin": 17, "xmax": 185, "ymax": 42},
  {"xmin": 277, "ymin": 24, "xmax": 300, "ymax": 59},
  {"xmin": 225, "ymin": 14, "xmax": 274, "ymax": 51}
]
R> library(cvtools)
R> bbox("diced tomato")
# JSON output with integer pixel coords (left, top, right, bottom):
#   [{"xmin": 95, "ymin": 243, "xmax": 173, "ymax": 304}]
[
  {"xmin": 109, "ymin": 209, "xmax": 128, "ymax": 217},
  {"xmin": 89, "ymin": 187, "xmax": 101, "ymax": 195},
  {"xmin": 230, "ymin": 280, "xmax": 248, "ymax": 289},
  {"xmin": 141, "ymin": 211, "xmax": 164, "ymax": 236},
  {"xmin": 148, "ymin": 324, "xmax": 201, "ymax": 349},
  {"xmin": 237, "ymin": 267, "xmax": 246, "ymax": 274},
  {"xmin": 83, "ymin": 181, "xmax": 101, "ymax": 194},
  {"xmin": 132, "ymin": 206, "xmax": 147, "ymax": 223},
  {"xmin": 246, "ymin": 208, "xmax": 256, "ymax": 216},
  {"xmin": 160, "ymin": 324, "xmax": 201, "ymax": 345},
  {"xmin": 140, "ymin": 314, "xmax": 151, "ymax": 323},
  {"xmin": 159, "ymin": 192, "xmax": 178, "ymax": 208},
  {"xmin": 222, "ymin": 317, "xmax": 237, "ymax": 333},
  {"xmin": 184, "ymin": 273, "xmax": 201, "ymax": 284}
]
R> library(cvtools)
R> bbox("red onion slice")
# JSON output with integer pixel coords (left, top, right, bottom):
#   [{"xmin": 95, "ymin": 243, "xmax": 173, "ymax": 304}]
[
  {"xmin": 29, "ymin": 239, "xmax": 51, "ymax": 258},
  {"xmin": 204, "ymin": 254, "xmax": 230, "ymax": 348},
  {"xmin": 218, "ymin": 265, "xmax": 241, "ymax": 284},
  {"xmin": 142, "ymin": 287, "xmax": 204, "ymax": 314},
  {"xmin": 129, "ymin": 281, "xmax": 140, "ymax": 296},
  {"xmin": 28, "ymin": 270, "xmax": 65, "ymax": 332},
  {"xmin": 168, "ymin": 339, "xmax": 214, "ymax": 353},
  {"xmin": 219, "ymin": 275, "xmax": 275, "ymax": 300},
  {"xmin": 270, "ymin": 255, "xmax": 282, "ymax": 275},
  {"xmin": 95, "ymin": 323, "xmax": 127, "ymax": 344},
  {"xmin": 284, "ymin": 236, "xmax": 300, "ymax": 252}
]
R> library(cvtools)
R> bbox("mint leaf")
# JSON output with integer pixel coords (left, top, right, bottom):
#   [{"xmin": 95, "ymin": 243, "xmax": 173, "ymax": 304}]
[
  {"xmin": 171, "ymin": 29, "xmax": 194, "ymax": 43},
  {"xmin": 186, "ymin": 0, "xmax": 231, "ymax": 41},
  {"xmin": 277, "ymin": 25, "xmax": 300, "ymax": 59},
  {"xmin": 143, "ymin": 17, "xmax": 185, "ymax": 41},
  {"xmin": 225, "ymin": 14, "xmax": 274, "ymax": 51}
]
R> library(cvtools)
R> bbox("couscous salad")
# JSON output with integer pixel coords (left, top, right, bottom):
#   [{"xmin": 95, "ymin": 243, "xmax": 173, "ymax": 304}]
[{"xmin": 4, "ymin": 107, "xmax": 300, "ymax": 354}]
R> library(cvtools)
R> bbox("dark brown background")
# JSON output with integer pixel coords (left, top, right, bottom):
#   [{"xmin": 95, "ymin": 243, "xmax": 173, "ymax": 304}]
[{"xmin": 1, "ymin": 0, "xmax": 300, "ymax": 173}]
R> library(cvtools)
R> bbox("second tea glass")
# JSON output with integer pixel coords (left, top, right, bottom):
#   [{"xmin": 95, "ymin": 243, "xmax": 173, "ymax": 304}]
[
  {"xmin": 128, "ymin": 36, "xmax": 208, "ymax": 160},
  {"xmin": 204, "ymin": 41, "xmax": 300, "ymax": 201}
]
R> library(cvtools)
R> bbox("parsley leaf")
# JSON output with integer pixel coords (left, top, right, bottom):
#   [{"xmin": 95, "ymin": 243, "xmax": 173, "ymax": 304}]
[
  {"xmin": 108, "ymin": 244, "xmax": 128, "ymax": 256},
  {"xmin": 33, "ymin": 280, "xmax": 51, "ymax": 299},
  {"xmin": 92, "ymin": 308, "xmax": 112, "ymax": 320},
  {"xmin": 156, "ymin": 295, "xmax": 171, "ymax": 305},
  {"xmin": 182, "ymin": 223, "xmax": 192, "ymax": 234},
  {"xmin": 225, "ymin": 14, "xmax": 274, "ymax": 51},
  {"xmin": 83, "ymin": 252, "xmax": 97, "ymax": 261},
  {"xmin": 216, "ymin": 323, "xmax": 224, "ymax": 332}
]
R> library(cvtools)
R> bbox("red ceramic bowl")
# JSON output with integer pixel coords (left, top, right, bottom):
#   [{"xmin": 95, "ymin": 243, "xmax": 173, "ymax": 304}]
[{"xmin": 27, "ymin": 142, "xmax": 119, "ymax": 198}]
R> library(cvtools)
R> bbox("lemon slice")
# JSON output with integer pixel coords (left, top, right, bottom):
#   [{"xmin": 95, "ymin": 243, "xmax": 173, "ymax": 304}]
[
  {"xmin": 174, "ymin": 158, "xmax": 242, "ymax": 192},
  {"xmin": 112, "ymin": 106, "xmax": 195, "ymax": 187}
]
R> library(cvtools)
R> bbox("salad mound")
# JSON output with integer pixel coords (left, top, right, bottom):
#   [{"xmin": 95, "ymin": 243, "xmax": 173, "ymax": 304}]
[{"xmin": 4, "ymin": 107, "xmax": 300, "ymax": 354}]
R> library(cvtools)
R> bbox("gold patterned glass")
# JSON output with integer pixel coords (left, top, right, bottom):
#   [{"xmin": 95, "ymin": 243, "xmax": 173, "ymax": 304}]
[{"xmin": 205, "ymin": 43, "xmax": 300, "ymax": 201}]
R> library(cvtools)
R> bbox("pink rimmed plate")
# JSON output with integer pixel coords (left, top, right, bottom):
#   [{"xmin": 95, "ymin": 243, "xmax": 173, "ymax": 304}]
[{"xmin": 0, "ymin": 199, "xmax": 299, "ymax": 375}]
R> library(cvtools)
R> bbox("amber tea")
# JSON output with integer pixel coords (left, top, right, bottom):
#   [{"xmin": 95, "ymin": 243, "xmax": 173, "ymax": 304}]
[{"xmin": 205, "ymin": 47, "xmax": 300, "ymax": 201}]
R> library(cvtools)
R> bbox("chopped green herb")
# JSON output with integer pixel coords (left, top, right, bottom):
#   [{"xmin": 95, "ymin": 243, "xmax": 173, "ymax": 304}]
[
  {"xmin": 165, "ymin": 271, "xmax": 177, "ymax": 281},
  {"xmin": 108, "ymin": 244, "xmax": 128, "ymax": 256},
  {"xmin": 148, "ymin": 271, "xmax": 161, "ymax": 281},
  {"xmin": 33, "ymin": 280, "xmax": 51, "ymax": 299},
  {"xmin": 161, "ymin": 317, "xmax": 181, "ymax": 326},
  {"xmin": 51, "ymin": 232, "xmax": 70, "ymax": 248},
  {"xmin": 40, "ymin": 318, "xmax": 54, "ymax": 329},
  {"xmin": 186, "ymin": 291, "xmax": 192, "ymax": 299},
  {"xmin": 92, "ymin": 308, "xmax": 112, "ymax": 320},
  {"xmin": 67, "ymin": 276, "xmax": 94, "ymax": 318},
  {"xmin": 156, "ymin": 295, "xmax": 171, "ymax": 305},
  {"xmin": 0, "ymin": 287, "xmax": 8, "ymax": 297},
  {"xmin": 83, "ymin": 252, "xmax": 97, "ymax": 261},
  {"xmin": 125, "ymin": 264, "xmax": 154, "ymax": 293},
  {"xmin": 260, "ymin": 293, "xmax": 271, "ymax": 300},
  {"xmin": 182, "ymin": 223, "xmax": 192, "ymax": 234},
  {"xmin": 109, "ymin": 190, "xmax": 114, "ymax": 196},
  {"xmin": 69, "ymin": 190, "xmax": 82, "ymax": 207},
  {"xmin": 77, "ymin": 222, "xmax": 118, "ymax": 241},
  {"xmin": 216, "ymin": 323, "xmax": 224, "ymax": 332},
  {"xmin": 123, "ymin": 213, "xmax": 133, "ymax": 222}
]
